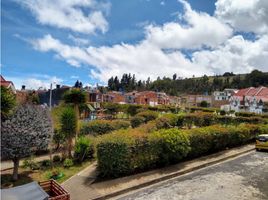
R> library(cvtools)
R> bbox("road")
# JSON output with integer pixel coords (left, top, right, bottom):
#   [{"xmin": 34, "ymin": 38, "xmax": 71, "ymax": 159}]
[{"xmin": 117, "ymin": 151, "xmax": 268, "ymax": 200}]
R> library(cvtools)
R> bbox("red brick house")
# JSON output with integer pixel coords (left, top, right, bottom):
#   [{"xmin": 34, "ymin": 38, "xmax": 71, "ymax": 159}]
[{"xmin": 103, "ymin": 91, "xmax": 125, "ymax": 104}]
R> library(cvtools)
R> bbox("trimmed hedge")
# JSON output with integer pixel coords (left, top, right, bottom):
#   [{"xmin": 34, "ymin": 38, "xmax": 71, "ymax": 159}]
[
  {"xmin": 80, "ymin": 120, "xmax": 130, "ymax": 136},
  {"xmin": 136, "ymin": 111, "xmax": 159, "ymax": 123},
  {"xmin": 96, "ymin": 123, "xmax": 268, "ymax": 178},
  {"xmin": 131, "ymin": 116, "xmax": 145, "ymax": 128}
]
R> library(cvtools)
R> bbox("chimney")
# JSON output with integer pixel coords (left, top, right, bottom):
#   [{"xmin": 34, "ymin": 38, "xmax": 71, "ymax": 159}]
[
  {"xmin": 56, "ymin": 84, "xmax": 60, "ymax": 89},
  {"xmin": 21, "ymin": 85, "xmax": 26, "ymax": 90}
]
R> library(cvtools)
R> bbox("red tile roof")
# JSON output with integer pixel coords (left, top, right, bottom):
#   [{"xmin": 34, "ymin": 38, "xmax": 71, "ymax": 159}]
[
  {"xmin": 0, "ymin": 75, "xmax": 15, "ymax": 88},
  {"xmin": 234, "ymin": 86, "xmax": 268, "ymax": 102}
]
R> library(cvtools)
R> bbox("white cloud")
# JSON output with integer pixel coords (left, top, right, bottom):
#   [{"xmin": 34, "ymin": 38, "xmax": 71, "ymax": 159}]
[
  {"xmin": 192, "ymin": 34, "xmax": 268, "ymax": 74},
  {"xmin": 6, "ymin": 75, "xmax": 63, "ymax": 90},
  {"xmin": 215, "ymin": 0, "xmax": 268, "ymax": 34},
  {"xmin": 31, "ymin": 34, "xmax": 90, "ymax": 67},
  {"xmin": 145, "ymin": 0, "xmax": 232, "ymax": 49},
  {"xmin": 30, "ymin": 0, "xmax": 268, "ymax": 84},
  {"xmin": 160, "ymin": 1, "xmax": 165, "ymax": 6},
  {"xmin": 68, "ymin": 34, "xmax": 90, "ymax": 46},
  {"xmin": 16, "ymin": 0, "xmax": 110, "ymax": 34},
  {"xmin": 70, "ymin": 75, "xmax": 79, "ymax": 79}
]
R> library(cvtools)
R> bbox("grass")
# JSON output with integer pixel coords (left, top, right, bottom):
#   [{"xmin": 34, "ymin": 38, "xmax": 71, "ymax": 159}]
[{"xmin": 1, "ymin": 160, "xmax": 93, "ymax": 189}]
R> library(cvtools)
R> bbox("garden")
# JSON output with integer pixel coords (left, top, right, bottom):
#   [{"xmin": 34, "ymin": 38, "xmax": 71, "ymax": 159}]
[{"xmin": 1, "ymin": 86, "xmax": 268, "ymax": 188}]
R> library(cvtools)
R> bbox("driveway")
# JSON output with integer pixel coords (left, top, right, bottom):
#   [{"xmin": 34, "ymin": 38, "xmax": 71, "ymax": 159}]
[{"xmin": 118, "ymin": 151, "xmax": 268, "ymax": 200}]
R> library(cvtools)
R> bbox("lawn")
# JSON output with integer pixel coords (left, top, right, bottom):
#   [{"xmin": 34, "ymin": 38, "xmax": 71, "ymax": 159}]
[{"xmin": 1, "ymin": 160, "xmax": 92, "ymax": 189}]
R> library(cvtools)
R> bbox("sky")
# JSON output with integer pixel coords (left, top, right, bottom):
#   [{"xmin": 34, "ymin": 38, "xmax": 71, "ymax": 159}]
[{"xmin": 1, "ymin": 0, "xmax": 268, "ymax": 90}]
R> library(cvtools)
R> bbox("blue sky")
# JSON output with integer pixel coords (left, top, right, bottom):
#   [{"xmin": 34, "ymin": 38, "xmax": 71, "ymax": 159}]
[{"xmin": 1, "ymin": 0, "xmax": 268, "ymax": 89}]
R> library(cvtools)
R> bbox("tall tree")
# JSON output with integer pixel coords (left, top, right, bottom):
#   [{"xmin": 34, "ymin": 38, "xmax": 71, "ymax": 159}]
[
  {"xmin": 0, "ymin": 86, "xmax": 16, "ymax": 121},
  {"xmin": 1, "ymin": 105, "xmax": 52, "ymax": 180},
  {"xmin": 63, "ymin": 89, "xmax": 86, "ymax": 141}
]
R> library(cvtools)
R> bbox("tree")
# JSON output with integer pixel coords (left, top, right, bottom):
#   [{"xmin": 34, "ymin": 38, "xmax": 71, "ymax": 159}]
[
  {"xmin": 63, "ymin": 89, "xmax": 86, "ymax": 140},
  {"xmin": 1, "ymin": 86, "xmax": 16, "ymax": 121},
  {"xmin": 1, "ymin": 105, "xmax": 52, "ymax": 180},
  {"xmin": 60, "ymin": 107, "xmax": 76, "ymax": 158}
]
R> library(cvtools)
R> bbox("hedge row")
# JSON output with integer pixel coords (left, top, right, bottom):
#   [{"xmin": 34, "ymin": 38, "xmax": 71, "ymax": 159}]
[
  {"xmin": 96, "ymin": 124, "xmax": 268, "ymax": 178},
  {"xmin": 156, "ymin": 112, "xmax": 267, "ymax": 129},
  {"xmin": 80, "ymin": 120, "xmax": 130, "ymax": 136}
]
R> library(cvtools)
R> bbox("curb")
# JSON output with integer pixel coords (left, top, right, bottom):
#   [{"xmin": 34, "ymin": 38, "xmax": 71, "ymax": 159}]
[{"xmin": 92, "ymin": 147, "xmax": 255, "ymax": 200}]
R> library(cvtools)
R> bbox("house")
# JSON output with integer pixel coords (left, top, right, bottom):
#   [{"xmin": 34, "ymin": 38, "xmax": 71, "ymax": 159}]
[
  {"xmin": 103, "ymin": 91, "xmax": 125, "ymax": 104},
  {"xmin": 0, "ymin": 75, "xmax": 16, "ymax": 93},
  {"xmin": 183, "ymin": 95, "xmax": 213, "ymax": 107},
  {"xmin": 212, "ymin": 88, "xmax": 238, "ymax": 108},
  {"xmin": 229, "ymin": 86, "xmax": 268, "ymax": 113},
  {"xmin": 134, "ymin": 91, "xmax": 158, "ymax": 106}
]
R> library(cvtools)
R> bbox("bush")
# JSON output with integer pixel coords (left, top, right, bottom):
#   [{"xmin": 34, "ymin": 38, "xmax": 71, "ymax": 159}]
[
  {"xmin": 183, "ymin": 112, "xmax": 215, "ymax": 128},
  {"xmin": 53, "ymin": 155, "xmax": 61, "ymax": 162},
  {"xmin": 63, "ymin": 158, "xmax": 74, "ymax": 168},
  {"xmin": 41, "ymin": 159, "xmax": 52, "ymax": 167},
  {"xmin": 149, "ymin": 129, "xmax": 190, "ymax": 165},
  {"xmin": 111, "ymin": 120, "xmax": 130, "ymax": 130},
  {"xmin": 126, "ymin": 104, "xmax": 142, "ymax": 116},
  {"xmin": 155, "ymin": 113, "xmax": 180, "ymax": 129},
  {"xmin": 80, "ymin": 120, "xmax": 114, "ymax": 136},
  {"xmin": 136, "ymin": 111, "xmax": 158, "ymax": 123},
  {"xmin": 130, "ymin": 116, "xmax": 145, "ymax": 128},
  {"xmin": 219, "ymin": 110, "xmax": 226, "ymax": 116},
  {"xmin": 235, "ymin": 112, "xmax": 256, "ymax": 117},
  {"xmin": 74, "ymin": 136, "xmax": 94, "ymax": 162}
]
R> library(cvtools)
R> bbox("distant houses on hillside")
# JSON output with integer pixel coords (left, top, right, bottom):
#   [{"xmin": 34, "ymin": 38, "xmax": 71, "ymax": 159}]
[{"xmin": 1, "ymin": 75, "xmax": 268, "ymax": 114}]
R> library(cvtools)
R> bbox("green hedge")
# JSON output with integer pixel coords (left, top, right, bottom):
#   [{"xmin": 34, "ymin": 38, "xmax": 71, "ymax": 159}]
[
  {"xmin": 136, "ymin": 111, "xmax": 159, "ymax": 123},
  {"xmin": 96, "ymin": 123, "xmax": 268, "ymax": 178},
  {"xmin": 130, "ymin": 116, "xmax": 145, "ymax": 128},
  {"xmin": 80, "ymin": 120, "xmax": 130, "ymax": 136}
]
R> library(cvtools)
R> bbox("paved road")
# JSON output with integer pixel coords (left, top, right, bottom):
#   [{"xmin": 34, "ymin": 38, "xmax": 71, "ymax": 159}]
[{"xmin": 118, "ymin": 151, "xmax": 268, "ymax": 200}]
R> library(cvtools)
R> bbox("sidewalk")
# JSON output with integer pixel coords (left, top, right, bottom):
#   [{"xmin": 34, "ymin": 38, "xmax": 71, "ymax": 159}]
[
  {"xmin": 1, "ymin": 152, "xmax": 62, "ymax": 171},
  {"xmin": 62, "ymin": 144, "xmax": 255, "ymax": 200}
]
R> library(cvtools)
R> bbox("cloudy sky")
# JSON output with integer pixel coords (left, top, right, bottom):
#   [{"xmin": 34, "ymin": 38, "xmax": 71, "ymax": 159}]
[{"xmin": 2, "ymin": 0, "xmax": 268, "ymax": 89}]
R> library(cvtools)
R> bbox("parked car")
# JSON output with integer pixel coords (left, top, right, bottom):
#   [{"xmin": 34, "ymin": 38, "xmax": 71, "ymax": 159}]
[{"xmin": 256, "ymin": 134, "xmax": 268, "ymax": 151}]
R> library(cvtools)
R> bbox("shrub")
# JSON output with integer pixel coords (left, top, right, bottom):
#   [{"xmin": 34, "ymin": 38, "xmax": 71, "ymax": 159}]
[
  {"xmin": 136, "ymin": 111, "xmax": 158, "ymax": 123},
  {"xmin": 155, "ymin": 113, "xmax": 180, "ymax": 129},
  {"xmin": 74, "ymin": 136, "xmax": 94, "ymax": 162},
  {"xmin": 235, "ymin": 112, "xmax": 256, "ymax": 117},
  {"xmin": 219, "ymin": 110, "xmax": 226, "ymax": 116},
  {"xmin": 63, "ymin": 158, "xmax": 74, "ymax": 168},
  {"xmin": 53, "ymin": 155, "xmax": 61, "ymax": 162},
  {"xmin": 126, "ymin": 104, "xmax": 142, "ymax": 116},
  {"xmin": 149, "ymin": 129, "xmax": 190, "ymax": 165},
  {"xmin": 130, "ymin": 116, "xmax": 145, "ymax": 128},
  {"xmin": 111, "ymin": 120, "xmax": 130, "ymax": 130},
  {"xmin": 80, "ymin": 120, "xmax": 114, "ymax": 136},
  {"xmin": 41, "ymin": 159, "xmax": 52, "ymax": 167},
  {"xmin": 183, "ymin": 112, "xmax": 215, "ymax": 128}
]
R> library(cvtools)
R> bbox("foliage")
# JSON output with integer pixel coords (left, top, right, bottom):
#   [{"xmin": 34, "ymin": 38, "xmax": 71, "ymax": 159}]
[
  {"xmin": 155, "ymin": 113, "xmax": 184, "ymax": 129},
  {"xmin": 200, "ymin": 100, "xmax": 209, "ymax": 108},
  {"xmin": 41, "ymin": 159, "xmax": 52, "ymax": 167},
  {"xmin": 107, "ymin": 70, "xmax": 268, "ymax": 95},
  {"xmin": 130, "ymin": 116, "xmax": 145, "ymax": 128},
  {"xmin": 53, "ymin": 155, "xmax": 61, "ymax": 162},
  {"xmin": 1, "ymin": 105, "xmax": 52, "ymax": 180},
  {"xmin": 63, "ymin": 89, "xmax": 86, "ymax": 105},
  {"xmin": 63, "ymin": 159, "xmax": 74, "ymax": 168},
  {"xmin": 74, "ymin": 136, "xmax": 94, "ymax": 162},
  {"xmin": 52, "ymin": 129, "xmax": 65, "ymax": 150},
  {"xmin": 0, "ymin": 86, "xmax": 16, "ymax": 121},
  {"xmin": 136, "ymin": 111, "xmax": 158, "ymax": 123},
  {"xmin": 60, "ymin": 107, "xmax": 77, "ymax": 138},
  {"xmin": 149, "ymin": 129, "xmax": 190, "ymax": 165},
  {"xmin": 103, "ymin": 103, "xmax": 120, "ymax": 115},
  {"xmin": 60, "ymin": 107, "xmax": 77, "ymax": 157},
  {"xmin": 80, "ymin": 120, "xmax": 130, "ymax": 136},
  {"xmin": 80, "ymin": 120, "xmax": 114, "ymax": 135},
  {"xmin": 126, "ymin": 104, "xmax": 142, "ymax": 116}
]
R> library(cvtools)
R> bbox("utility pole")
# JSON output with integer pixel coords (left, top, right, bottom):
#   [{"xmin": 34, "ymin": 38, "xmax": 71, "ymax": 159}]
[{"xmin": 49, "ymin": 83, "xmax": 52, "ymax": 110}]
